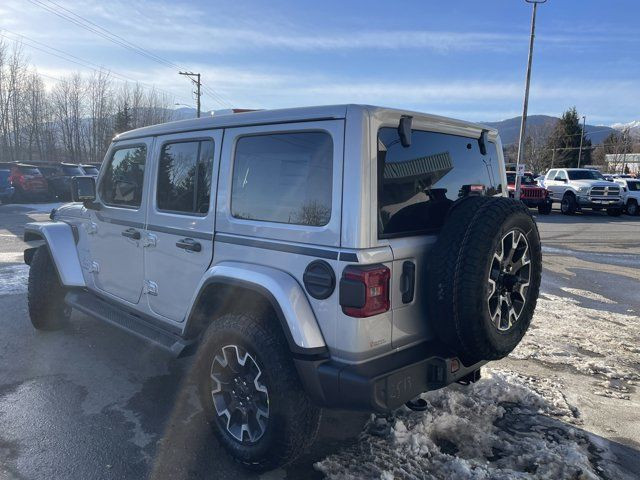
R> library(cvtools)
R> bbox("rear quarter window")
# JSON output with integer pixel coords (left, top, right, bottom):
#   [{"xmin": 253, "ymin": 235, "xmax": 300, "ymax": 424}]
[
  {"xmin": 377, "ymin": 127, "xmax": 502, "ymax": 238},
  {"xmin": 231, "ymin": 131, "xmax": 333, "ymax": 226}
]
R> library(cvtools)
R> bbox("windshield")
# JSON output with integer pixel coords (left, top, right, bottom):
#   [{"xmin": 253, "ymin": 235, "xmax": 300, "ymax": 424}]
[
  {"xmin": 567, "ymin": 170, "xmax": 604, "ymax": 180},
  {"xmin": 18, "ymin": 166, "xmax": 41, "ymax": 175},
  {"xmin": 377, "ymin": 127, "xmax": 502, "ymax": 237},
  {"xmin": 506, "ymin": 173, "xmax": 536, "ymax": 185},
  {"xmin": 82, "ymin": 166, "xmax": 99, "ymax": 175},
  {"xmin": 62, "ymin": 166, "xmax": 84, "ymax": 175},
  {"xmin": 626, "ymin": 180, "xmax": 640, "ymax": 191}
]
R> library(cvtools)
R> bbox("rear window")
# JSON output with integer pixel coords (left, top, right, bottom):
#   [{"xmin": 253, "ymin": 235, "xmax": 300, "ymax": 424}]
[
  {"xmin": 0, "ymin": 170, "xmax": 9, "ymax": 182},
  {"xmin": 62, "ymin": 166, "xmax": 84, "ymax": 175},
  {"xmin": 18, "ymin": 166, "xmax": 41, "ymax": 175},
  {"xmin": 231, "ymin": 131, "xmax": 333, "ymax": 226},
  {"xmin": 82, "ymin": 166, "xmax": 99, "ymax": 175},
  {"xmin": 377, "ymin": 128, "xmax": 502, "ymax": 238}
]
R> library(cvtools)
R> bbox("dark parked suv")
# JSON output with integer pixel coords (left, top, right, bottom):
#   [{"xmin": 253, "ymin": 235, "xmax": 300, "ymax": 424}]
[
  {"xmin": 0, "ymin": 167, "xmax": 15, "ymax": 204},
  {"xmin": 0, "ymin": 163, "xmax": 49, "ymax": 202},
  {"xmin": 40, "ymin": 163, "xmax": 86, "ymax": 200}
]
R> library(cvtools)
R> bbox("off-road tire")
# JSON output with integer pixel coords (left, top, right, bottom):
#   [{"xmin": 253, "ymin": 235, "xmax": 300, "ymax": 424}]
[
  {"xmin": 606, "ymin": 207, "xmax": 622, "ymax": 217},
  {"xmin": 537, "ymin": 202, "xmax": 552, "ymax": 215},
  {"xmin": 625, "ymin": 200, "xmax": 638, "ymax": 216},
  {"xmin": 427, "ymin": 196, "xmax": 542, "ymax": 365},
  {"xmin": 196, "ymin": 312, "xmax": 321, "ymax": 471},
  {"xmin": 28, "ymin": 246, "xmax": 70, "ymax": 330},
  {"xmin": 560, "ymin": 193, "xmax": 577, "ymax": 215}
]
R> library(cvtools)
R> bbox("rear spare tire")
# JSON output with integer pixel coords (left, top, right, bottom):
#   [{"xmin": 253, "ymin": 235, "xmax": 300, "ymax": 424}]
[{"xmin": 427, "ymin": 196, "xmax": 542, "ymax": 365}]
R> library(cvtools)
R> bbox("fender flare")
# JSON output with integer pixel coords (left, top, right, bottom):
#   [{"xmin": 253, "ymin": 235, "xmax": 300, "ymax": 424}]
[
  {"xmin": 23, "ymin": 222, "xmax": 85, "ymax": 287},
  {"xmin": 185, "ymin": 262, "xmax": 328, "ymax": 357}
]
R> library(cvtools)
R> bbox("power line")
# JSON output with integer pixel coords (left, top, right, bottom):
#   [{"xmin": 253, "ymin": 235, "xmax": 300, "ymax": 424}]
[
  {"xmin": 26, "ymin": 0, "xmax": 234, "ymax": 108},
  {"xmin": 0, "ymin": 29, "xmax": 191, "ymax": 103}
]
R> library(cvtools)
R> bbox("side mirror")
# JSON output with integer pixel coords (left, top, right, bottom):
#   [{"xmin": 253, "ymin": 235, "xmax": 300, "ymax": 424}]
[
  {"xmin": 398, "ymin": 115, "xmax": 412, "ymax": 147},
  {"xmin": 71, "ymin": 176, "xmax": 97, "ymax": 207}
]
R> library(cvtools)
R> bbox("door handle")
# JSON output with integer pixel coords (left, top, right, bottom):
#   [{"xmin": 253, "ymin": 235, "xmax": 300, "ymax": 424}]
[
  {"xmin": 176, "ymin": 238, "xmax": 202, "ymax": 252},
  {"xmin": 121, "ymin": 228, "xmax": 141, "ymax": 240},
  {"xmin": 400, "ymin": 261, "xmax": 415, "ymax": 304}
]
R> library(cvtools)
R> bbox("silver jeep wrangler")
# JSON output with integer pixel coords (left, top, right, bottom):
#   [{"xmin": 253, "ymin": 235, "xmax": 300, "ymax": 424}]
[{"xmin": 23, "ymin": 105, "xmax": 542, "ymax": 470}]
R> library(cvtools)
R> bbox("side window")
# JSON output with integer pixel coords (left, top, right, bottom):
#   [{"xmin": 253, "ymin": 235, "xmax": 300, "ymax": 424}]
[
  {"xmin": 100, "ymin": 146, "xmax": 147, "ymax": 208},
  {"xmin": 555, "ymin": 170, "xmax": 567, "ymax": 181},
  {"xmin": 546, "ymin": 169, "xmax": 557, "ymax": 180},
  {"xmin": 156, "ymin": 140, "xmax": 214, "ymax": 214},
  {"xmin": 231, "ymin": 131, "xmax": 333, "ymax": 226}
]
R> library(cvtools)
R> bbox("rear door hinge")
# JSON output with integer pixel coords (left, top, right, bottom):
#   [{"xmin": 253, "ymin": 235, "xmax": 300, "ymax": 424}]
[
  {"xmin": 143, "ymin": 233, "xmax": 157, "ymax": 248},
  {"xmin": 84, "ymin": 222, "xmax": 98, "ymax": 235},
  {"xmin": 82, "ymin": 259, "xmax": 100, "ymax": 273},
  {"xmin": 143, "ymin": 280, "xmax": 158, "ymax": 296}
]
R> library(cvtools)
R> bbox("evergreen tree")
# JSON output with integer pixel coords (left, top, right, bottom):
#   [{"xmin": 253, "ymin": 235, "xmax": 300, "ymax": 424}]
[
  {"xmin": 114, "ymin": 102, "xmax": 132, "ymax": 134},
  {"xmin": 542, "ymin": 107, "xmax": 591, "ymax": 168}
]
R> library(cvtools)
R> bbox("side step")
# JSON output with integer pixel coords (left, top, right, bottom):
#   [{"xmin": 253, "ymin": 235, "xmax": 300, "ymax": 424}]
[{"xmin": 65, "ymin": 289, "xmax": 195, "ymax": 357}]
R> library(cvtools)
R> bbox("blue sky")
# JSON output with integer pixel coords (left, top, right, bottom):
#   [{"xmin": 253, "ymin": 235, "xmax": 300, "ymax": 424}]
[{"xmin": 1, "ymin": 0, "xmax": 638, "ymax": 124}]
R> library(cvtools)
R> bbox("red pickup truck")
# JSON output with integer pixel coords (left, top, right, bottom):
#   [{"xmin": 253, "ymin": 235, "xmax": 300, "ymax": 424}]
[{"xmin": 506, "ymin": 171, "xmax": 552, "ymax": 215}]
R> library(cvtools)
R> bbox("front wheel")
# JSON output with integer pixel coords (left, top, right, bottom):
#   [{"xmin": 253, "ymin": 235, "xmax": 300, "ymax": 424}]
[
  {"xmin": 196, "ymin": 312, "xmax": 321, "ymax": 471},
  {"xmin": 606, "ymin": 207, "xmax": 623, "ymax": 217},
  {"xmin": 560, "ymin": 194, "xmax": 577, "ymax": 215},
  {"xmin": 537, "ymin": 202, "xmax": 552, "ymax": 215},
  {"xmin": 626, "ymin": 200, "xmax": 639, "ymax": 216},
  {"xmin": 28, "ymin": 246, "xmax": 70, "ymax": 330}
]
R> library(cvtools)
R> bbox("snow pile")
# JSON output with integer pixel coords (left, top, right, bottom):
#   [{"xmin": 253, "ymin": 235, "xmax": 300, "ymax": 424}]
[
  {"xmin": 316, "ymin": 370, "xmax": 604, "ymax": 480},
  {"xmin": 0, "ymin": 264, "xmax": 29, "ymax": 296},
  {"xmin": 511, "ymin": 293, "xmax": 640, "ymax": 395}
]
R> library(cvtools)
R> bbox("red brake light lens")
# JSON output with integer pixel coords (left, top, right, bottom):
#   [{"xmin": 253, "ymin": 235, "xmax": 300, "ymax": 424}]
[{"xmin": 341, "ymin": 264, "xmax": 390, "ymax": 318}]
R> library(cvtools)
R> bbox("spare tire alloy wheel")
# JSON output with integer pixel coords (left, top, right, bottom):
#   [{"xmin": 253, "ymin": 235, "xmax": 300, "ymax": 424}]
[
  {"xmin": 210, "ymin": 344, "xmax": 269, "ymax": 443},
  {"xmin": 487, "ymin": 230, "xmax": 531, "ymax": 332}
]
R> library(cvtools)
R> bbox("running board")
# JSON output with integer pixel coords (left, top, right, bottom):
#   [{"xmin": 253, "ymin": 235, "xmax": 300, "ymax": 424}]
[{"xmin": 65, "ymin": 289, "xmax": 195, "ymax": 357}]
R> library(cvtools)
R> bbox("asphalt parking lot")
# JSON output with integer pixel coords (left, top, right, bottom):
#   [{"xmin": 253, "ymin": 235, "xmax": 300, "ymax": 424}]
[{"xmin": 0, "ymin": 203, "xmax": 639, "ymax": 479}]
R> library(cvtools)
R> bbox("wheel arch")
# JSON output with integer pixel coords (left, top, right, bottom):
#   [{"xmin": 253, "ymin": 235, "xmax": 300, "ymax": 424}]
[
  {"xmin": 23, "ymin": 222, "xmax": 85, "ymax": 287},
  {"xmin": 185, "ymin": 262, "xmax": 328, "ymax": 357}
]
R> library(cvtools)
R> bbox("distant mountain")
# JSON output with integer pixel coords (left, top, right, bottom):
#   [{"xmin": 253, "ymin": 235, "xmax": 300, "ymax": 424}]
[
  {"xmin": 611, "ymin": 120, "xmax": 640, "ymax": 139},
  {"xmin": 483, "ymin": 115, "xmax": 616, "ymax": 145}
]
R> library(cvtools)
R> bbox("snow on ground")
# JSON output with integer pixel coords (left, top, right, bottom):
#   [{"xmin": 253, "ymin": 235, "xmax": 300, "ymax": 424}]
[
  {"xmin": 316, "ymin": 293, "xmax": 638, "ymax": 480},
  {"xmin": 511, "ymin": 293, "xmax": 640, "ymax": 398},
  {"xmin": 316, "ymin": 369, "xmax": 615, "ymax": 480},
  {"xmin": 0, "ymin": 252, "xmax": 28, "ymax": 296},
  {"xmin": 560, "ymin": 288, "xmax": 616, "ymax": 305},
  {"xmin": 0, "ymin": 202, "xmax": 63, "ymax": 214}
]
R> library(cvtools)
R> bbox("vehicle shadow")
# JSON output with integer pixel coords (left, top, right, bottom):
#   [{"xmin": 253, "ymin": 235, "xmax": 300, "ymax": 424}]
[{"xmin": 144, "ymin": 358, "xmax": 369, "ymax": 480}]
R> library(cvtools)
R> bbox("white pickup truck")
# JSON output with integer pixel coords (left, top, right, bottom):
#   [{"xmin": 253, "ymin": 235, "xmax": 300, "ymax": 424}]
[
  {"xmin": 544, "ymin": 168, "xmax": 623, "ymax": 216},
  {"xmin": 614, "ymin": 177, "xmax": 640, "ymax": 216}
]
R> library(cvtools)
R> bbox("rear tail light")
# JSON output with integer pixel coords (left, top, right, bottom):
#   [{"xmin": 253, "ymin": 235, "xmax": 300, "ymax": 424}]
[{"xmin": 340, "ymin": 264, "xmax": 390, "ymax": 318}]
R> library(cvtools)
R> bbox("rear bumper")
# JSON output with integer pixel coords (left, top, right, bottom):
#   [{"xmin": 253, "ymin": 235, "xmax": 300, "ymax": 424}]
[
  {"xmin": 0, "ymin": 187, "xmax": 14, "ymax": 199},
  {"xmin": 295, "ymin": 341, "xmax": 485, "ymax": 412}
]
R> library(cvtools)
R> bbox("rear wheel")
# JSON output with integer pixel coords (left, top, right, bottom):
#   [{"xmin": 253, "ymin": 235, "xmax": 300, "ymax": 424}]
[
  {"xmin": 427, "ymin": 197, "xmax": 542, "ymax": 364},
  {"xmin": 28, "ymin": 246, "xmax": 70, "ymax": 330},
  {"xmin": 196, "ymin": 312, "xmax": 321, "ymax": 471},
  {"xmin": 560, "ymin": 193, "xmax": 577, "ymax": 215}
]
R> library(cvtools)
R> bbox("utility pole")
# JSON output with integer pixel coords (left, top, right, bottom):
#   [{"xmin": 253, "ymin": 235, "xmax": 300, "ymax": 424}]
[
  {"xmin": 515, "ymin": 0, "xmax": 546, "ymax": 200},
  {"xmin": 577, "ymin": 115, "xmax": 586, "ymax": 168},
  {"xmin": 179, "ymin": 71, "xmax": 201, "ymax": 118}
]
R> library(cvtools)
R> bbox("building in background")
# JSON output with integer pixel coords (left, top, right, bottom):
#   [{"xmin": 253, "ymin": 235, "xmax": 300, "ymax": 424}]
[{"xmin": 606, "ymin": 153, "xmax": 640, "ymax": 174}]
